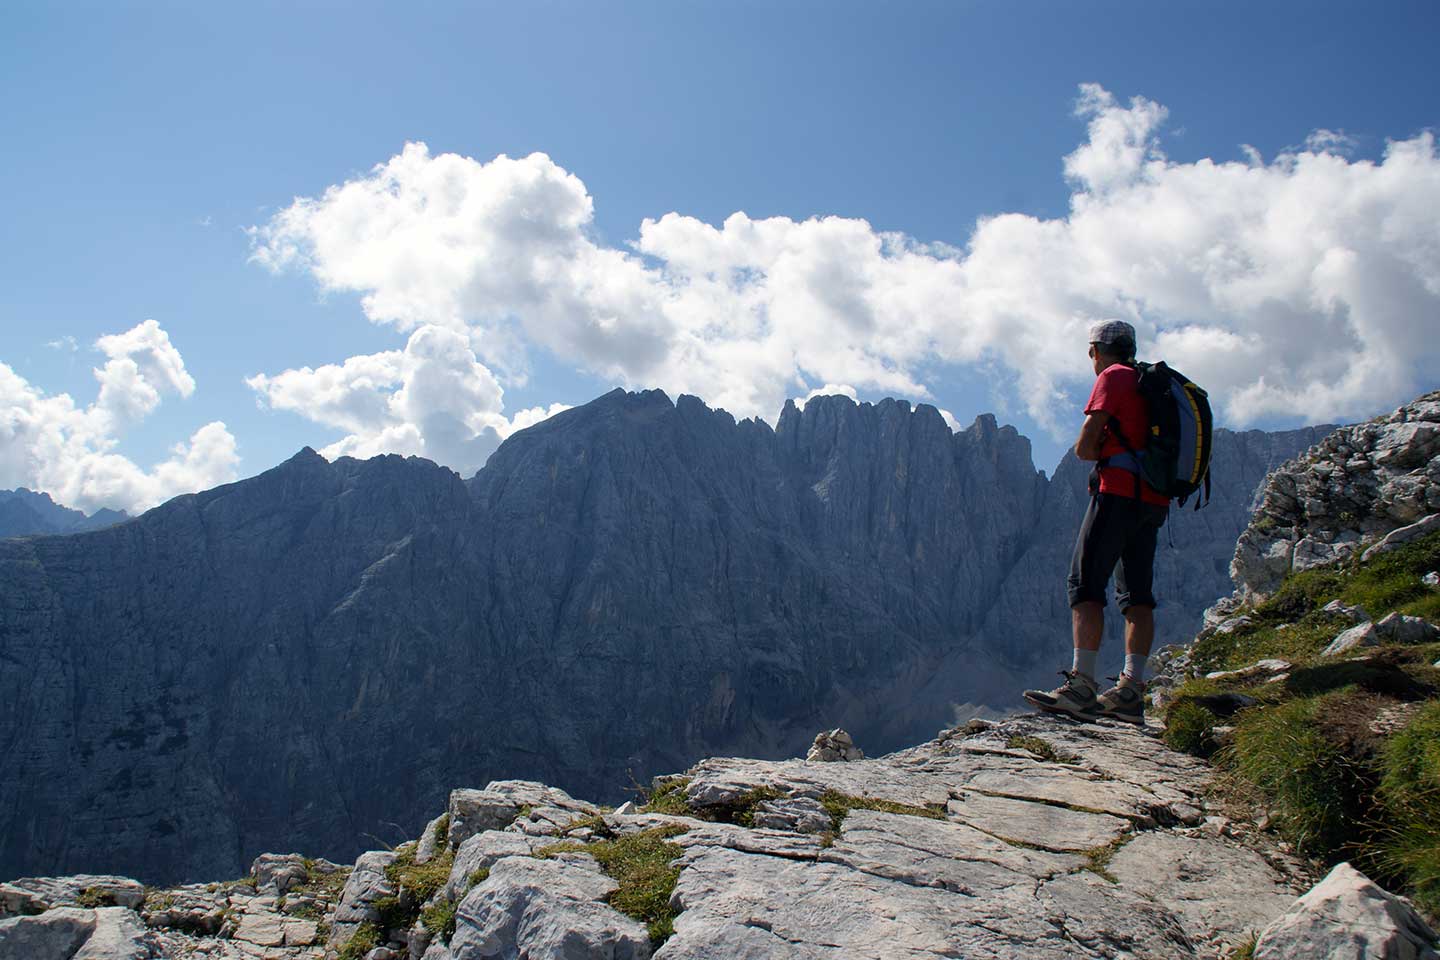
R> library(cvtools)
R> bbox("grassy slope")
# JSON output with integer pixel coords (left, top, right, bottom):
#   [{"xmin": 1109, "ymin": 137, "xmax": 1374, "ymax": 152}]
[{"xmin": 1162, "ymin": 530, "xmax": 1440, "ymax": 917}]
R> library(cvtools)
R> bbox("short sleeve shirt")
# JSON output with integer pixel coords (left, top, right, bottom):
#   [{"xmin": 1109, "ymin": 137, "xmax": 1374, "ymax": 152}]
[{"xmin": 1086, "ymin": 363, "xmax": 1171, "ymax": 506}]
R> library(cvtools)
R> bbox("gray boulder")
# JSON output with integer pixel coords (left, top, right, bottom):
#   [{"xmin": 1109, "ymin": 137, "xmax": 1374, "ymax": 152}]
[
  {"xmin": 444, "ymin": 831, "xmax": 546, "ymax": 903},
  {"xmin": 329, "ymin": 849, "xmax": 398, "ymax": 954},
  {"xmin": 1322, "ymin": 599, "xmax": 1372, "ymax": 622},
  {"xmin": 1254, "ymin": 862, "xmax": 1439, "ymax": 959},
  {"xmin": 72, "ymin": 907, "xmax": 159, "ymax": 959},
  {"xmin": 1325, "ymin": 622, "xmax": 1380, "ymax": 656},
  {"xmin": 1325, "ymin": 613, "xmax": 1440, "ymax": 656},
  {"xmin": 0, "ymin": 907, "xmax": 96, "ymax": 960},
  {"xmin": 448, "ymin": 782, "xmax": 596, "ymax": 848},
  {"xmin": 449, "ymin": 855, "xmax": 650, "ymax": 960},
  {"xmin": 250, "ymin": 852, "xmax": 309, "ymax": 894},
  {"xmin": 1362, "ymin": 514, "xmax": 1440, "ymax": 563}
]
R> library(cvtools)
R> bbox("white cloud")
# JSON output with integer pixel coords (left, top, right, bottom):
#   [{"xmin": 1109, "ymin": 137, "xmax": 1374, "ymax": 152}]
[
  {"xmin": 249, "ymin": 87, "xmax": 1440, "ymax": 459},
  {"xmin": 0, "ymin": 320, "xmax": 238, "ymax": 514},
  {"xmin": 46, "ymin": 335, "xmax": 78, "ymax": 352},
  {"xmin": 246, "ymin": 324, "xmax": 567, "ymax": 475}
]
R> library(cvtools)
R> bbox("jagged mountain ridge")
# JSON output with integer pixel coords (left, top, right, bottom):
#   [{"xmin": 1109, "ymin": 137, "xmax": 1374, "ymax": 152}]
[
  {"xmin": 0, "ymin": 488, "xmax": 127, "ymax": 538},
  {"xmin": 0, "ymin": 388, "xmax": 1330, "ymax": 884}
]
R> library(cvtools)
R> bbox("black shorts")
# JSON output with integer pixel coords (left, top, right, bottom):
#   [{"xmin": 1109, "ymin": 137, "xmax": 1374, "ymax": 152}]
[{"xmin": 1067, "ymin": 493, "xmax": 1169, "ymax": 611}]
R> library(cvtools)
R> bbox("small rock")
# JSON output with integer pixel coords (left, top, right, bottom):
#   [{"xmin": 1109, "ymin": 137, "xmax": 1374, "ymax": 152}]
[
  {"xmin": 1254, "ymin": 861, "xmax": 1439, "ymax": 959},
  {"xmin": 365, "ymin": 948, "xmax": 399, "ymax": 960},
  {"xmin": 1205, "ymin": 659, "xmax": 1292, "ymax": 682},
  {"xmin": 612, "ymin": 801, "xmax": 637, "ymax": 816},
  {"xmin": 964, "ymin": 718, "xmax": 993, "ymax": 733},
  {"xmin": 1321, "ymin": 599, "xmax": 1372, "ymax": 623},
  {"xmin": 806, "ymin": 729, "xmax": 864, "ymax": 762},
  {"xmin": 1422, "ymin": 571, "xmax": 1439, "ymax": 589},
  {"xmin": 751, "ymin": 797, "xmax": 833, "ymax": 834},
  {"xmin": 1167, "ymin": 803, "xmax": 1204, "ymax": 826},
  {"xmin": 415, "ymin": 814, "xmax": 446, "ymax": 865},
  {"xmin": 1213, "ymin": 615, "xmax": 1256, "ymax": 636},
  {"xmin": 1200, "ymin": 816, "xmax": 1232, "ymax": 838}
]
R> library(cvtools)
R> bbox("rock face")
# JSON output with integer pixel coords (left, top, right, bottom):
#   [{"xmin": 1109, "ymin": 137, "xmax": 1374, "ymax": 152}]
[
  {"xmin": 0, "ymin": 388, "xmax": 1331, "ymax": 883},
  {"xmin": 1233, "ymin": 390, "xmax": 1440, "ymax": 599}
]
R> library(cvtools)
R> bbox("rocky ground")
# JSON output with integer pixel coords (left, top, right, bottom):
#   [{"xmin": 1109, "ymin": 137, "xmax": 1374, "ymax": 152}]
[{"xmin": 7, "ymin": 710, "xmax": 1434, "ymax": 959}]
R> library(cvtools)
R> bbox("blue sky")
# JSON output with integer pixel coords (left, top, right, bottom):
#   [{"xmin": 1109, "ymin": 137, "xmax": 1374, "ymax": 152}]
[{"xmin": 3, "ymin": 1, "xmax": 1439, "ymax": 512}]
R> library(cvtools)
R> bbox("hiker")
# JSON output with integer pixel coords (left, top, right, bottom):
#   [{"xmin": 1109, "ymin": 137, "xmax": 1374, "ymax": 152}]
[{"xmin": 1024, "ymin": 319, "xmax": 1171, "ymax": 724}]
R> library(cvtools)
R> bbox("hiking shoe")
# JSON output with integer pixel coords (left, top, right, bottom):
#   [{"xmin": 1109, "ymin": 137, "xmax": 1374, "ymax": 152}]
[
  {"xmin": 1023, "ymin": 670, "xmax": 1098, "ymax": 721},
  {"xmin": 1096, "ymin": 675, "xmax": 1146, "ymax": 725}
]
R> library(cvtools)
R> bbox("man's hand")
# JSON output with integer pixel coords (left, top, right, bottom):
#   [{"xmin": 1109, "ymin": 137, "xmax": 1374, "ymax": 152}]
[{"xmin": 1074, "ymin": 411, "xmax": 1109, "ymax": 461}]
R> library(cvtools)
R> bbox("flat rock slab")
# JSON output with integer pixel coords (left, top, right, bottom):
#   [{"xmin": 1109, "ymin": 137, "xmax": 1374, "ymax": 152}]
[
  {"xmin": 820, "ymin": 809, "xmax": 1079, "ymax": 892},
  {"xmin": 1109, "ymin": 832, "xmax": 1300, "ymax": 951},
  {"xmin": 957, "ymin": 765, "xmax": 1158, "ymax": 824},
  {"xmin": 681, "ymin": 756, "xmax": 966, "ymax": 812},
  {"xmin": 659, "ymin": 838, "xmax": 1196, "ymax": 959},
  {"xmin": 946, "ymin": 791, "xmax": 1131, "ymax": 853}
]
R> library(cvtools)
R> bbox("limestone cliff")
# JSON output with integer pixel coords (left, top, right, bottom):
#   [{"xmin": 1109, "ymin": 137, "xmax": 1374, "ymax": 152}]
[{"xmin": 0, "ymin": 388, "xmax": 1327, "ymax": 884}]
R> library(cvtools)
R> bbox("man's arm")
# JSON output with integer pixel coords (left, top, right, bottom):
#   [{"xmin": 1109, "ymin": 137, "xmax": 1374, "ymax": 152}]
[{"xmin": 1074, "ymin": 411, "xmax": 1109, "ymax": 461}]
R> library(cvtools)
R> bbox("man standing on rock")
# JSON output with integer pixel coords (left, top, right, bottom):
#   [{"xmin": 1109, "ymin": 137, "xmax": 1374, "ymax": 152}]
[{"xmin": 1024, "ymin": 320, "xmax": 1170, "ymax": 724}]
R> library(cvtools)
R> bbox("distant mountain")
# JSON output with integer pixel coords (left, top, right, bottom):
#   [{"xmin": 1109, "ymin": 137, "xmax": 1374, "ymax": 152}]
[
  {"xmin": 0, "ymin": 487, "xmax": 128, "ymax": 538},
  {"xmin": 0, "ymin": 388, "xmax": 1331, "ymax": 884}
]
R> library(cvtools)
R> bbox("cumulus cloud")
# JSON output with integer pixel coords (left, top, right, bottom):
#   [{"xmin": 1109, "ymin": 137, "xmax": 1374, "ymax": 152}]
[
  {"xmin": 248, "ymin": 85, "xmax": 1440, "ymax": 459},
  {"xmin": 246, "ymin": 324, "xmax": 570, "ymax": 475},
  {"xmin": 0, "ymin": 320, "xmax": 238, "ymax": 514}
]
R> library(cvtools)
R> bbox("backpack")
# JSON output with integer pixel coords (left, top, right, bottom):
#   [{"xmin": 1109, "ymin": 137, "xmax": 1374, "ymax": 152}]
[{"xmin": 1100, "ymin": 361, "xmax": 1213, "ymax": 509}]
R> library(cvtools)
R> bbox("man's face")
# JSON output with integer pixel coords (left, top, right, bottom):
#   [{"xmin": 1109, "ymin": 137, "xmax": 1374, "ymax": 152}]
[{"xmin": 1088, "ymin": 342, "xmax": 1106, "ymax": 376}]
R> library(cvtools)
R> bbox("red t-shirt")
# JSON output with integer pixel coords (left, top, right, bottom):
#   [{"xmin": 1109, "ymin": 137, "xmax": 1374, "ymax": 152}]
[{"xmin": 1086, "ymin": 363, "xmax": 1170, "ymax": 506}]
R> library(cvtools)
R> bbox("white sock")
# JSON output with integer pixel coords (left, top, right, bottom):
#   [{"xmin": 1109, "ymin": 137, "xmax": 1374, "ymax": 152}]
[
  {"xmin": 1072, "ymin": 648, "xmax": 1098, "ymax": 683},
  {"xmin": 1124, "ymin": 654, "xmax": 1148, "ymax": 684}
]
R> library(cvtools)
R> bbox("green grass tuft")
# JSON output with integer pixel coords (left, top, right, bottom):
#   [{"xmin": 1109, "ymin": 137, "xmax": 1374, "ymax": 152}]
[
  {"xmin": 535, "ymin": 825, "xmax": 689, "ymax": 947},
  {"xmin": 818, "ymin": 790, "xmax": 947, "ymax": 833},
  {"xmin": 1226, "ymin": 693, "xmax": 1371, "ymax": 859},
  {"xmin": 1006, "ymin": 735, "xmax": 1077, "ymax": 764},
  {"xmin": 640, "ymin": 778, "xmax": 694, "ymax": 817},
  {"xmin": 335, "ymin": 921, "xmax": 378, "ymax": 960},
  {"xmin": 1376, "ymin": 700, "xmax": 1440, "ymax": 916}
]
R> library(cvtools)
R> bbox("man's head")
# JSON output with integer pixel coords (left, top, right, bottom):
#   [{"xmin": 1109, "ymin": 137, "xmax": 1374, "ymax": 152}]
[{"xmin": 1087, "ymin": 319, "xmax": 1137, "ymax": 373}]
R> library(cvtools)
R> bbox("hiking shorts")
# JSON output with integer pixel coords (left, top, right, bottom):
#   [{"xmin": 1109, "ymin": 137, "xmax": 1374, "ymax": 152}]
[{"xmin": 1067, "ymin": 493, "xmax": 1169, "ymax": 611}]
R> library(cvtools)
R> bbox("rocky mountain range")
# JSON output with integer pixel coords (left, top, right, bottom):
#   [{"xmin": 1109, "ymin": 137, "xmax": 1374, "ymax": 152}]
[
  {"xmin": 0, "ymin": 388, "xmax": 1331, "ymax": 885},
  {"xmin": 0, "ymin": 488, "xmax": 127, "ymax": 538}
]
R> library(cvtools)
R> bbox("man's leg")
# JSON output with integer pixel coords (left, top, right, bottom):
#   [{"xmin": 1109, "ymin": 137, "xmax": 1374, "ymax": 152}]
[
  {"xmin": 1025, "ymin": 496, "xmax": 1124, "ymax": 719},
  {"xmin": 1095, "ymin": 503, "xmax": 1166, "ymax": 724},
  {"xmin": 1122, "ymin": 604, "xmax": 1154, "ymax": 681},
  {"xmin": 1071, "ymin": 601, "xmax": 1103, "ymax": 681}
]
